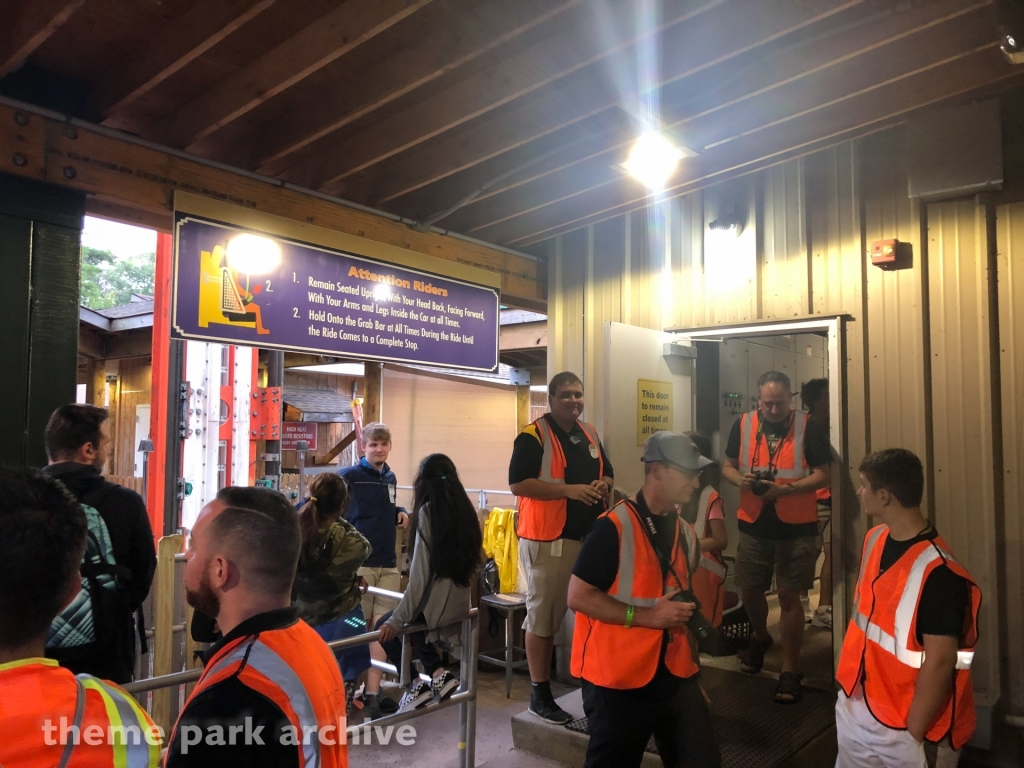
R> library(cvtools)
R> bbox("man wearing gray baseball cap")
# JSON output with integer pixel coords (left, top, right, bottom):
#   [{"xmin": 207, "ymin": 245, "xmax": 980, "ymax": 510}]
[{"xmin": 567, "ymin": 432, "xmax": 721, "ymax": 767}]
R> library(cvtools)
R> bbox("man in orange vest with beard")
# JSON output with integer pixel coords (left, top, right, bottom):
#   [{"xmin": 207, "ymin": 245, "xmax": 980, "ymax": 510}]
[
  {"xmin": 567, "ymin": 432, "xmax": 721, "ymax": 768},
  {"xmin": 509, "ymin": 371, "xmax": 613, "ymax": 724},
  {"xmin": 165, "ymin": 487, "xmax": 348, "ymax": 767},
  {"xmin": 836, "ymin": 449, "xmax": 980, "ymax": 768}
]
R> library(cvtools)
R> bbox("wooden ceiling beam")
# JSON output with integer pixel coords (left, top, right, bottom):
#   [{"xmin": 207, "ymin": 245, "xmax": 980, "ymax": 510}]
[
  {"xmin": 97, "ymin": 0, "xmax": 277, "ymax": 129},
  {"xmin": 147, "ymin": 0, "xmax": 433, "ymax": 150},
  {"xmin": 502, "ymin": 46, "xmax": 1019, "ymax": 247},
  {"xmin": 0, "ymin": 0, "xmax": 86, "ymax": 78},
  {"xmin": 243, "ymin": 0, "xmax": 579, "ymax": 176},
  {"xmin": 283, "ymin": 0, "xmax": 729, "ymax": 192},
  {"xmin": 337, "ymin": 0, "xmax": 863, "ymax": 208},
  {"xmin": 441, "ymin": 0, "xmax": 988, "ymax": 233},
  {"xmin": 500, "ymin": 321, "xmax": 547, "ymax": 351}
]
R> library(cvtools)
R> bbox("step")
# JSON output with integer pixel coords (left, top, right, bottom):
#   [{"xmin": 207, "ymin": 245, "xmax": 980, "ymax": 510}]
[{"xmin": 511, "ymin": 667, "xmax": 838, "ymax": 768}]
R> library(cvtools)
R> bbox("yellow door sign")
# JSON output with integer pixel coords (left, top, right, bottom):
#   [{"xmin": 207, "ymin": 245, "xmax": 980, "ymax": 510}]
[{"xmin": 638, "ymin": 379, "xmax": 673, "ymax": 445}]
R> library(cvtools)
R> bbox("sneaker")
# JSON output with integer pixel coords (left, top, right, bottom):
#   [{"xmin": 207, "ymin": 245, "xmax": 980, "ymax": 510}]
[
  {"xmin": 812, "ymin": 605, "xmax": 833, "ymax": 629},
  {"xmin": 739, "ymin": 633, "xmax": 774, "ymax": 674},
  {"xmin": 398, "ymin": 679, "xmax": 434, "ymax": 712},
  {"xmin": 377, "ymin": 693, "xmax": 399, "ymax": 715},
  {"xmin": 528, "ymin": 693, "xmax": 573, "ymax": 725},
  {"xmin": 361, "ymin": 694, "xmax": 383, "ymax": 721},
  {"xmin": 800, "ymin": 594, "xmax": 813, "ymax": 623},
  {"xmin": 430, "ymin": 670, "xmax": 459, "ymax": 701}
]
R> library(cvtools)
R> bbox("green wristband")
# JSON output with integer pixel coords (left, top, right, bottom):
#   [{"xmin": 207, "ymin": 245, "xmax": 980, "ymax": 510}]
[{"xmin": 625, "ymin": 604, "xmax": 635, "ymax": 628}]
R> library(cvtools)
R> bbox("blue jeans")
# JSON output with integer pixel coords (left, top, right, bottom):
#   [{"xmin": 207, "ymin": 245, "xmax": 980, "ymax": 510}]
[{"xmin": 313, "ymin": 605, "xmax": 372, "ymax": 681}]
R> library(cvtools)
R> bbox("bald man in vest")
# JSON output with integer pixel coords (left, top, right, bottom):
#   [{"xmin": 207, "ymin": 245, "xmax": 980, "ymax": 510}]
[
  {"xmin": 836, "ymin": 449, "xmax": 979, "ymax": 768},
  {"xmin": 721, "ymin": 370, "xmax": 831, "ymax": 705},
  {"xmin": 568, "ymin": 432, "xmax": 720, "ymax": 767},
  {"xmin": 509, "ymin": 371, "xmax": 614, "ymax": 724}
]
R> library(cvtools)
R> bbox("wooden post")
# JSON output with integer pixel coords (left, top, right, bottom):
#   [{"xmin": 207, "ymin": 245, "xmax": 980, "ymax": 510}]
[
  {"xmin": 84, "ymin": 360, "xmax": 106, "ymax": 406},
  {"xmin": 183, "ymin": 604, "xmax": 203, "ymax": 699},
  {"xmin": 364, "ymin": 362, "xmax": 382, "ymax": 424},
  {"xmin": 516, "ymin": 385, "xmax": 531, "ymax": 434},
  {"xmin": 153, "ymin": 534, "xmax": 183, "ymax": 733}
]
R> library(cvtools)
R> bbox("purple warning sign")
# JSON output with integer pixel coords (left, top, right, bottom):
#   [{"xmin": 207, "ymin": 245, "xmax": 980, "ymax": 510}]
[{"xmin": 171, "ymin": 213, "xmax": 499, "ymax": 372}]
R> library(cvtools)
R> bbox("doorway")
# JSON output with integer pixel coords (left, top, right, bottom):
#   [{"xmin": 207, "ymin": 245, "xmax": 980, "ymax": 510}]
[{"xmin": 669, "ymin": 316, "xmax": 850, "ymax": 688}]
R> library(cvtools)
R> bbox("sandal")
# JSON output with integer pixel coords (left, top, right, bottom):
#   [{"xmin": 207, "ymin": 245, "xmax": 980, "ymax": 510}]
[
  {"xmin": 739, "ymin": 634, "xmax": 773, "ymax": 674},
  {"xmin": 775, "ymin": 671, "xmax": 804, "ymax": 704}
]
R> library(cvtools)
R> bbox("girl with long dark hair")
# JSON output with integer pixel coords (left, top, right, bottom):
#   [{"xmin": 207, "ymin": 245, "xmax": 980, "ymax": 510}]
[
  {"xmin": 292, "ymin": 473, "xmax": 372, "ymax": 701},
  {"xmin": 373, "ymin": 453, "xmax": 482, "ymax": 713}
]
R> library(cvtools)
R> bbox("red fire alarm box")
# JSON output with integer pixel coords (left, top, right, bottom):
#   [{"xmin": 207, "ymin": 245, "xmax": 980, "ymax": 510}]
[{"xmin": 870, "ymin": 239, "xmax": 912, "ymax": 270}]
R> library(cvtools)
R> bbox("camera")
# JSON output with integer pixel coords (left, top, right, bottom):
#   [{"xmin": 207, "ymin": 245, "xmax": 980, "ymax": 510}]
[
  {"xmin": 673, "ymin": 589, "xmax": 713, "ymax": 641},
  {"xmin": 750, "ymin": 469, "xmax": 776, "ymax": 496}
]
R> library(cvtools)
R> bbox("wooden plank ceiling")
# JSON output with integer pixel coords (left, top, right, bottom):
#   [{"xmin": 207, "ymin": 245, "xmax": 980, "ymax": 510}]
[{"xmin": 2, "ymin": 0, "xmax": 1022, "ymax": 251}]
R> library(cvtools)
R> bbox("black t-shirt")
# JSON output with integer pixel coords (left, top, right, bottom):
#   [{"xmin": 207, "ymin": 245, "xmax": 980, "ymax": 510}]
[
  {"xmin": 572, "ymin": 492, "xmax": 687, "ymax": 687},
  {"xmin": 725, "ymin": 413, "xmax": 832, "ymax": 540},
  {"xmin": 879, "ymin": 528, "xmax": 970, "ymax": 644},
  {"xmin": 166, "ymin": 608, "xmax": 303, "ymax": 768},
  {"xmin": 509, "ymin": 414, "xmax": 614, "ymax": 541}
]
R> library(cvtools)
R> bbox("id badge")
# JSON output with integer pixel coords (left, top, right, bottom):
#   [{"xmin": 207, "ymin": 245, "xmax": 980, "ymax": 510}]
[
  {"xmin": 550, "ymin": 540, "xmax": 563, "ymax": 557},
  {"xmin": 589, "ymin": 444, "xmax": 599, "ymax": 459},
  {"xmin": 388, "ymin": 484, "xmax": 396, "ymax": 504}
]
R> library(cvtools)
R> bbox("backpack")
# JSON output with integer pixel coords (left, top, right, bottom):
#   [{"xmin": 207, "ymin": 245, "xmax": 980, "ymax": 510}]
[{"xmin": 46, "ymin": 487, "xmax": 132, "ymax": 660}]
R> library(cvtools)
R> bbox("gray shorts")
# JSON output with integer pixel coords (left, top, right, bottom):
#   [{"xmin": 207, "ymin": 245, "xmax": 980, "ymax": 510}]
[{"xmin": 735, "ymin": 532, "xmax": 821, "ymax": 593}]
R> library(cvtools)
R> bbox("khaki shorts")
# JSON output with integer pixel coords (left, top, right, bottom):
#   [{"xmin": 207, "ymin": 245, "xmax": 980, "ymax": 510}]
[
  {"xmin": 358, "ymin": 566, "xmax": 401, "ymax": 621},
  {"xmin": 818, "ymin": 501, "xmax": 832, "ymax": 546},
  {"xmin": 735, "ymin": 532, "xmax": 821, "ymax": 593},
  {"xmin": 519, "ymin": 537, "xmax": 583, "ymax": 638}
]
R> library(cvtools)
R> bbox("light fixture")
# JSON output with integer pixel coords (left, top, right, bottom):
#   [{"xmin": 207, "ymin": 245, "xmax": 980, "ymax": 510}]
[
  {"xmin": 708, "ymin": 205, "xmax": 744, "ymax": 235},
  {"xmin": 622, "ymin": 131, "xmax": 688, "ymax": 192},
  {"xmin": 373, "ymin": 283, "xmax": 391, "ymax": 301},
  {"xmin": 226, "ymin": 233, "xmax": 282, "ymax": 275}
]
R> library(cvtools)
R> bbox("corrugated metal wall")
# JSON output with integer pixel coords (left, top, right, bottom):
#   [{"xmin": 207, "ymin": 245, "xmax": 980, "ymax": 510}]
[{"xmin": 546, "ymin": 123, "xmax": 1023, "ymax": 717}]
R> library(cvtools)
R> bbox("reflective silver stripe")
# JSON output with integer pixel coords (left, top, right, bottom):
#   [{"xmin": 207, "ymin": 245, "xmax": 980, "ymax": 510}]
[
  {"xmin": 608, "ymin": 503, "xmax": 635, "ymax": 602},
  {"xmin": 680, "ymin": 521, "xmax": 700, "ymax": 575},
  {"xmin": 773, "ymin": 412, "xmax": 808, "ymax": 480},
  {"xmin": 534, "ymin": 419, "xmax": 564, "ymax": 485},
  {"xmin": 738, "ymin": 413, "xmax": 753, "ymax": 474},
  {"xmin": 956, "ymin": 651, "xmax": 974, "ymax": 670},
  {"xmin": 80, "ymin": 678, "xmax": 157, "ymax": 768},
  {"xmin": 693, "ymin": 486, "xmax": 715, "ymax": 537},
  {"xmin": 853, "ymin": 526, "xmax": 888, "ymax": 605},
  {"xmin": 893, "ymin": 547, "xmax": 943, "ymax": 659},
  {"xmin": 201, "ymin": 640, "xmax": 321, "ymax": 767},
  {"xmin": 699, "ymin": 555, "xmax": 726, "ymax": 579}
]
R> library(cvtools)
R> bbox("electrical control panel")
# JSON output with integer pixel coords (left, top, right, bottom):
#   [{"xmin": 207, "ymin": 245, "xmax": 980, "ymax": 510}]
[{"xmin": 722, "ymin": 391, "xmax": 746, "ymax": 415}]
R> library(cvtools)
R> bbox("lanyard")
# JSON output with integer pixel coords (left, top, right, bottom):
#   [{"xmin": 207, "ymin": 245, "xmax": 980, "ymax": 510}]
[
  {"xmin": 752, "ymin": 412, "xmax": 793, "ymax": 473},
  {"xmin": 627, "ymin": 493, "xmax": 690, "ymax": 591}
]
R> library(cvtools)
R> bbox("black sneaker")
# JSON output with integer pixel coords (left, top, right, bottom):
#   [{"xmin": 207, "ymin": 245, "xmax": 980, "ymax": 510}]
[
  {"xmin": 361, "ymin": 694, "xmax": 383, "ymax": 721},
  {"xmin": 528, "ymin": 693, "xmax": 573, "ymax": 725},
  {"xmin": 430, "ymin": 670, "xmax": 459, "ymax": 701},
  {"xmin": 377, "ymin": 693, "xmax": 399, "ymax": 715}
]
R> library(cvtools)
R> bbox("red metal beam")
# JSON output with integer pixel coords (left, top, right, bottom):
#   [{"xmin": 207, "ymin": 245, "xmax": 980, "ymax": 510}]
[{"xmin": 147, "ymin": 232, "xmax": 173, "ymax": 538}]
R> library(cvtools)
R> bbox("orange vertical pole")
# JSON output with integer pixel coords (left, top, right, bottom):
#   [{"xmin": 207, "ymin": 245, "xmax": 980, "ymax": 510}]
[{"xmin": 147, "ymin": 232, "xmax": 173, "ymax": 539}]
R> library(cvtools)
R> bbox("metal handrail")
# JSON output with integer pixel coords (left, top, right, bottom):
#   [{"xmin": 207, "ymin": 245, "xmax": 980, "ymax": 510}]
[
  {"xmin": 123, "ymin": 589, "xmax": 480, "ymax": 766},
  {"xmin": 396, "ymin": 484, "xmax": 517, "ymax": 510}
]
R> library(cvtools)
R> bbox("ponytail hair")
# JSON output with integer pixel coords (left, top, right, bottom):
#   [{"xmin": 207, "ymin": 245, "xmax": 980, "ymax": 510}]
[
  {"xmin": 411, "ymin": 453, "xmax": 482, "ymax": 588},
  {"xmin": 298, "ymin": 473, "xmax": 350, "ymax": 569}
]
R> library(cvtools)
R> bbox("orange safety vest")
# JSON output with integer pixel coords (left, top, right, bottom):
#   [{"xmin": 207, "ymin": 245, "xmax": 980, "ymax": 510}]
[
  {"xmin": 571, "ymin": 499, "xmax": 701, "ymax": 689},
  {"xmin": 690, "ymin": 486, "xmax": 727, "ymax": 627},
  {"xmin": 836, "ymin": 525, "xmax": 981, "ymax": 749},
  {"xmin": 516, "ymin": 416, "xmax": 605, "ymax": 541},
  {"xmin": 737, "ymin": 410, "xmax": 818, "ymax": 525},
  {"xmin": 167, "ymin": 620, "xmax": 348, "ymax": 767},
  {"xmin": 0, "ymin": 658, "xmax": 160, "ymax": 768}
]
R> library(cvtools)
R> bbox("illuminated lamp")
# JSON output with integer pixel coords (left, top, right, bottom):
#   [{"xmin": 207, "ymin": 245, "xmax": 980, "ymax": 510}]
[
  {"xmin": 622, "ymin": 132, "xmax": 690, "ymax": 192},
  {"xmin": 226, "ymin": 233, "xmax": 282, "ymax": 275}
]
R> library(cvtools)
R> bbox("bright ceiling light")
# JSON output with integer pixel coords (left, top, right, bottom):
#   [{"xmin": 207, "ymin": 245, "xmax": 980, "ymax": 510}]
[
  {"xmin": 622, "ymin": 132, "xmax": 686, "ymax": 192},
  {"xmin": 227, "ymin": 234, "xmax": 282, "ymax": 275}
]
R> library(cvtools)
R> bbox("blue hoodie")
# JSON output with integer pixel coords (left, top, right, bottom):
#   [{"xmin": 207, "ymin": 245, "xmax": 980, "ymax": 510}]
[{"xmin": 338, "ymin": 457, "xmax": 405, "ymax": 568}]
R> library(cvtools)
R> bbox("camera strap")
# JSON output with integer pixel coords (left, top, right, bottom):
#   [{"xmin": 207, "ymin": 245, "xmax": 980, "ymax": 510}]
[
  {"xmin": 625, "ymin": 493, "xmax": 690, "ymax": 591},
  {"xmin": 752, "ymin": 412, "xmax": 794, "ymax": 474}
]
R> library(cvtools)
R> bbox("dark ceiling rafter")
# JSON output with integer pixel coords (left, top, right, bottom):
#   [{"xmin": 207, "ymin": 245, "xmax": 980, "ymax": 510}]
[
  {"xmin": 241, "ymin": 0, "xmax": 582, "ymax": 176},
  {"xmin": 284, "ymin": 0, "xmax": 731, "ymax": 192},
  {"xmin": 0, "ymin": 0, "xmax": 86, "ymax": 79},
  {"xmin": 97, "ymin": 0, "xmax": 278, "ymax": 129},
  {"xmin": 448, "ymin": 0, "xmax": 993, "ymax": 236},
  {"xmin": 147, "ymin": 0, "xmax": 433, "ymax": 150},
  {"xmin": 504, "ymin": 45, "xmax": 1020, "ymax": 247}
]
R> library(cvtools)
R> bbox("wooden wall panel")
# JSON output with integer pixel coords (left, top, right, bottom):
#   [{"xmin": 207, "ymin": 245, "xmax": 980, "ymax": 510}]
[
  {"xmin": 996, "ymin": 202, "xmax": 1024, "ymax": 714},
  {"xmin": 112, "ymin": 358, "xmax": 152, "ymax": 478},
  {"xmin": 382, "ymin": 368, "xmax": 518, "ymax": 510},
  {"xmin": 762, "ymin": 159, "xmax": 809, "ymax": 320},
  {"xmin": 926, "ymin": 199, "xmax": 1000, "ymax": 706}
]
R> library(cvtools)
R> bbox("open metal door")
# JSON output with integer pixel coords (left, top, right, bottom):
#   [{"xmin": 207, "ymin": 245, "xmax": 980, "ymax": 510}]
[{"xmin": 602, "ymin": 321, "xmax": 696, "ymax": 494}]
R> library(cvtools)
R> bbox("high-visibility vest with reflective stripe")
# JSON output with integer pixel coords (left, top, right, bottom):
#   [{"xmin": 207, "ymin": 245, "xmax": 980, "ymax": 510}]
[
  {"xmin": 690, "ymin": 486, "xmax": 727, "ymax": 627},
  {"xmin": 516, "ymin": 417, "xmax": 605, "ymax": 541},
  {"xmin": 571, "ymin": 500, "xmax": 701, "ymax": 689},
  {"xmin": 168, "ymin": 620, "xmax": 348, "ymax": 767},
  {"xmin": 836, "ymin": 525, "xmax": 982, "ymax": 749},
  {"xmin": 0, "ymin": 658, "xmax": 160, "ymax": 768},
  {"xmin": 737, "ymin": 411, "xmax": 818, "ymax": 525}
]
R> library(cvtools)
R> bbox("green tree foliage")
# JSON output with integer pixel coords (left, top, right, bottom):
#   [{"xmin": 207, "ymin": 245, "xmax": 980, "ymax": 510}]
[{"xmin": 80, "ymin": 247, "xmax": 156, "ymax": 309}]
